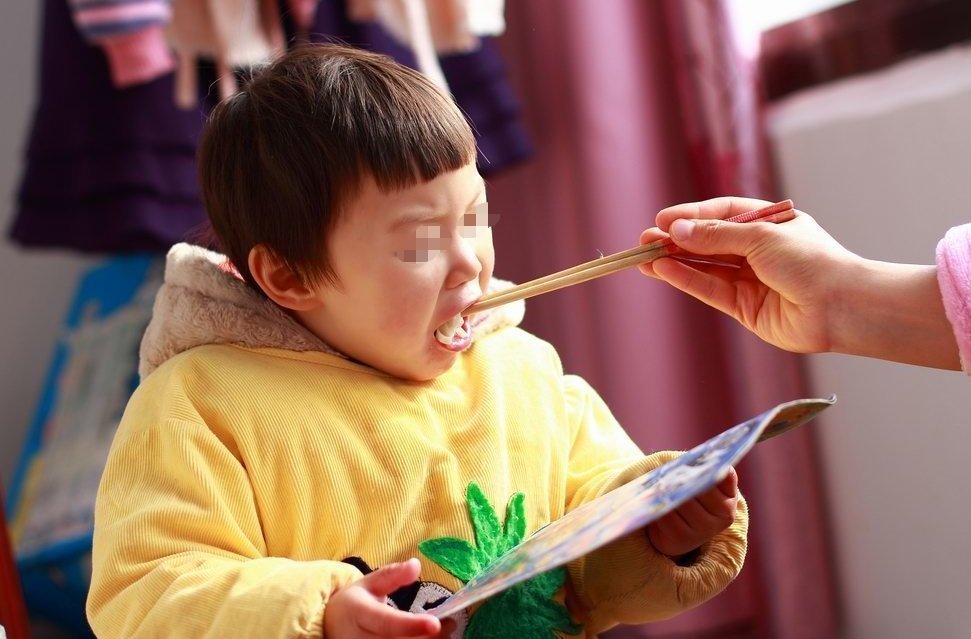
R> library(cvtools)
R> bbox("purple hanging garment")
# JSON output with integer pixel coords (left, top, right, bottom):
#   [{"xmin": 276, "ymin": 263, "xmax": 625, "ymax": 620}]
[
  {"xmin": 11, "ymin": 0, "xmax": 206, "ymax": 253},
  {"xmin": 305, "ymin": 2, "xmax": 533, "ymax": 175},
  {"xmin": 10, "ymin": 0, "xmax": 532, "ymax": 254}
]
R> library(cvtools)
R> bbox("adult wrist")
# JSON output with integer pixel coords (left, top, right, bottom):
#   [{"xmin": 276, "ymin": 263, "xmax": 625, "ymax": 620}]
[
  {"xmin": 820, "ymin": 253, "xmax": 871, "ymax": 356},
  {"xmin": 829, "ymin": 257, "xmax": 956, "ymax": 367}
]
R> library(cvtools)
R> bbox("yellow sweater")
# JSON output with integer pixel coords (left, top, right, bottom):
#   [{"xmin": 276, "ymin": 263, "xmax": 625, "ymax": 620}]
[{"xmin": 87, "ymin": 244, "xmax": 748, "ymax": 638}]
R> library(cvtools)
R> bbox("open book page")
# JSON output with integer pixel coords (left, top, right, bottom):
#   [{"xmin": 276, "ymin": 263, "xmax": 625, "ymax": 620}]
[{"xmin": 429, "ymin": 395, "xmax": 836, "ymax": 619}]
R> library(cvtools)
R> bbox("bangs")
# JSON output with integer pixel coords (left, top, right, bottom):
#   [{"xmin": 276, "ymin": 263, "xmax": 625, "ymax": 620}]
[{"xmin": 325, "ymin": 54, "xmax": 478, "ymax": 192}]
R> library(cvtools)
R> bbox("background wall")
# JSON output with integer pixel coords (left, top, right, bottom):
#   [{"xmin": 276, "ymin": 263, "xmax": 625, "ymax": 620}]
[
  {"xmin": 768, "ymin": 44, "xmax": 971, "ymax": 639},
  {"xmin": 0, "ymin": 2, "xmax": 93, "ymax": 487}
]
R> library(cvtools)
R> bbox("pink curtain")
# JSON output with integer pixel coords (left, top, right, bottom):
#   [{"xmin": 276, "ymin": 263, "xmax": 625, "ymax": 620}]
[{"xmin": 488, "ymin": 1, "xmax": 839, "ymax": 637}]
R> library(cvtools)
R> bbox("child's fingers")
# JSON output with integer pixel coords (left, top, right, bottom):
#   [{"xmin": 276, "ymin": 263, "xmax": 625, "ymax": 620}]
[
  {"xmin": 648, "ymin": 510, "xmax": 693, "ymax": 551},
  {"xmin": 717, "ymin": 467, "xmax": 739, "ymax": 497},
  {"xmin": 352, "ymin": 559, "xmax": 442, "ymax": 637},
  {"xmin": 673, "ymin": 497, "xmax": 723, "ymax": 530},
  {"xmin": 360, "ymin": 558, "xmax": 422, "ymax": 597},
  {"xmin": 439, "ymin": 618, "xmax": 457, "ymax": 637},
  {"xmin": 355, "ymin": 604, "xmax": 441, "ymax": 637},
  {"xmin": 689, "ymin": 487, "xmax": 738, "ymax": 532}
]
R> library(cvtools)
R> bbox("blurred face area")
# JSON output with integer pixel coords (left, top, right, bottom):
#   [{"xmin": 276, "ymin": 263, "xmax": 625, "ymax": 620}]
[{"xmin": 295, "ymin": 162, "xmax": 494, "ymax": 381}]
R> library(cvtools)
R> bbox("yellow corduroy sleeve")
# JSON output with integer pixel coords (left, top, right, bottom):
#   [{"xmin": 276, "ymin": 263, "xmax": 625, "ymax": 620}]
[
  {"xmin": 86, "ymin": 419, "xmax": 363, "ymax": 639},
  {"xmin": 560, "ymin": 375, "xmax": 749, "ymax": 633}
]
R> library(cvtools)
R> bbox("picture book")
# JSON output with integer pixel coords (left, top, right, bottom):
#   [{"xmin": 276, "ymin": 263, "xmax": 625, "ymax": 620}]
[{"xmin": 428, "ymin": 395, "xmax": 836, "ymax": 618}]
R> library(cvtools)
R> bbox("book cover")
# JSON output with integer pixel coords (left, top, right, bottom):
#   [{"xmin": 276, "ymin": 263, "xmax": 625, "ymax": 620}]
[{"xmin": 429, "ymin": 395, "xmax": 835, "ymax": 618}]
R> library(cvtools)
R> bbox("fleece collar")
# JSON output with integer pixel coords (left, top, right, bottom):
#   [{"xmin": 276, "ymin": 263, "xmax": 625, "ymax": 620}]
[{"xmin": 139, "ymin": 243, "xmax": 526, "ymax": 378}]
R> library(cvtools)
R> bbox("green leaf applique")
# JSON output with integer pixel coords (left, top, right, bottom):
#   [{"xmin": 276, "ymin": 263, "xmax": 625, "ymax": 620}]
[
  {"xmin": 416, "ymin": 537, "xmax": 482, "ymax": 583},
  {"xmin": 465, "ymin": 567, "xmax": 582, "ymax": 639},
  {"xmin": 467, "ymin": 482, "xmax": 503, "ymax": 560},
  {"xmin": 420, "ymin": 482, "xmax": 582, "ymax": 638},
  {"xmin": 499, "ymin": 492, "xmax": 526, "ymax": 555}
]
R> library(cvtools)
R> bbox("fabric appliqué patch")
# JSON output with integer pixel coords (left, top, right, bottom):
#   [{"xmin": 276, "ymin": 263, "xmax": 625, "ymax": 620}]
[{"xmin": 419, "ymin": 482, "xmax": 583, "ymax": 638}]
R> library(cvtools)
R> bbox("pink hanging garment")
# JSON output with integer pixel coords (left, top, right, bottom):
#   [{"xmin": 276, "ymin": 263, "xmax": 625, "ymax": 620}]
[
  {"xmin": 166, "ymin": 0, "xmax": 286, "ymax": 108},
  {"xmin": 346, "ymin": 0, "xmax": 506, "ymax": 91},
  {"xmin": 68, "ymin": 0, "xmax": 176, "ymax": 87}
]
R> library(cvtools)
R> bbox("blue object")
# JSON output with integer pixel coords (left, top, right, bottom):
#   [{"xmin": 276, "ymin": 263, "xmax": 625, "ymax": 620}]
[{"xmin": 6, "ymin": 254, "xmax": 161, "ymax": 637}]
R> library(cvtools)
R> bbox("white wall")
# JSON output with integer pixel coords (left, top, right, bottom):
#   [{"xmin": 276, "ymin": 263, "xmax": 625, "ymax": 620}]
[
  {"xmin": 0, "ymin": 2, "xmax": 93, "ymax": 488},
  {"xmin": 768, "ymin": 45, "xmax": 971, "ymax": 639}
]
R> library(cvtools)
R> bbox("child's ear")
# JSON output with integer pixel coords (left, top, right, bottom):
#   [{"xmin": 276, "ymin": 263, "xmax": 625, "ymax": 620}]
[{"xmin": 248, "ymin": 244, "xmax": 323, "ymax": 311}]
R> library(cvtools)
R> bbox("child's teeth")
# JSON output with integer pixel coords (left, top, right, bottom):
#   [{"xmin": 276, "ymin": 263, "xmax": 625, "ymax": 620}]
[{"xmin": 434, "ymin": 314, "xmax": 467, "ymax": 345}]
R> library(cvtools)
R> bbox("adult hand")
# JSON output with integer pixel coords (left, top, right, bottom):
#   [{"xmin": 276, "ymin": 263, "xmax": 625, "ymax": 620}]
[{"xmin": 640, "ymin": 196, "xmax": 858, "ymax": 355}]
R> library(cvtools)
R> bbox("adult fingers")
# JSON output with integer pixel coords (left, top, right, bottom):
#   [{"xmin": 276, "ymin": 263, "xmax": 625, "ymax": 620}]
[
  {"xmin": 664, "ymin": 216, "xmax": 778, "ymax": 260},
  {"xmin": 638, "ymin": 226, "xmax": 670, "ymax": 278},
  {"xmin": 639, "ymin": 225, "xmax": 670, "ymax": 246},
  {"xmin": 651, "ymin": 257, "xmax": 744, "ymax": 319},
  {"xmin": 655, "ymin": 197, "xmax": 774, "ymax": 231}
]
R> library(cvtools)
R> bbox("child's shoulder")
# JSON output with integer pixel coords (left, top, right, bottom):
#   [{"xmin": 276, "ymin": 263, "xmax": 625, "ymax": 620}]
[
  {"xmin": 124, "ymin": 343, "xmax": 345, "ymax": 437},
  {"xmin": 144, "ymin": 343, "xmax": 256, "ymax": 383},
  {"xmin": 130, "ymin": 344, "xmax": 278, "ymax": 416},
  {"xmin": 131, "ymin": 341, "xmax": 238, "ymax": 394}
]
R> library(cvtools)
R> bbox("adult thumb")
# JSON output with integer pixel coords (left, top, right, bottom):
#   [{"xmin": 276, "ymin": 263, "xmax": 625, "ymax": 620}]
[{"xmin": 668, "ymin": 217, "xmax": 766, "ymax": 258}]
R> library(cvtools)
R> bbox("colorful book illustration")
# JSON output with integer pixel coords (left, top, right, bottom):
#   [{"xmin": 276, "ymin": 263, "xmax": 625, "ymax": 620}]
[{"xmin": 428, "ymin": 395, "xmax": 836, "ymax": 619}]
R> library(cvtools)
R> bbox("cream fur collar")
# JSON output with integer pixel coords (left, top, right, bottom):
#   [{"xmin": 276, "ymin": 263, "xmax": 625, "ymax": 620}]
[{"xmin": 139, "ymin": 243, "xmax": 525, "ymax": 378}]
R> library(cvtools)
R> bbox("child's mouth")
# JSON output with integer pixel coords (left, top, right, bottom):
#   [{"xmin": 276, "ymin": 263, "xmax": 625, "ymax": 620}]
[{"xmin": 434, "ymin": 314, "xmax": 472, "ymax": 351}]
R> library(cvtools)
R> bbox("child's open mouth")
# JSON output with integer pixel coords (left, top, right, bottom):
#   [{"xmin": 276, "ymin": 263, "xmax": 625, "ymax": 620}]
[{"xmin": 434, "ymin": 314, "xmax": 472, "ymax": 351}]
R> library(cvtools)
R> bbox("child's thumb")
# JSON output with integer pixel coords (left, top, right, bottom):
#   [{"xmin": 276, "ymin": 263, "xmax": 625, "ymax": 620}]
[
  {"xmin": 668, "ymin": 218, "xmax": 765, "ymax": 257},
  {"xmin": 361, "ymin": 558, "xmax": 422, "ymax": 597}
]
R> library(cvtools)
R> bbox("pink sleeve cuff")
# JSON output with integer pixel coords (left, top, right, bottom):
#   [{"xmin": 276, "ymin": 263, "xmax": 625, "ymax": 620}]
[
  {"xmin": 102, "ymin": 25, "xmax": 175, "ymax": 88},
  {"xmin": 935, "ymin": 224, "xmax": 971, "ymax": 375}
]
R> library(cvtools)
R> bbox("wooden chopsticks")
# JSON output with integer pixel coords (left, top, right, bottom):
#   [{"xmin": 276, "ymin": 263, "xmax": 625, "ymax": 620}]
[{"xmin": 466, "ymin": 199, "xmax": 795, "ymax": 315}]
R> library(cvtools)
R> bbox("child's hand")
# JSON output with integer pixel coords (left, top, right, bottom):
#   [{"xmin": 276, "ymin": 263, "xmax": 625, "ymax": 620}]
[
  {"xmin": 647, "ymin": 467, "xmax": 738, "ymax": 560},
  {"xmin": 324, "ymin": 558, "xmax": 444, "ymax": 638}
]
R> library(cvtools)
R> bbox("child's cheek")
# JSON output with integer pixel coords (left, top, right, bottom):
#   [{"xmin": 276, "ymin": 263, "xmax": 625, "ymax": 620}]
[{"xmin": 378, "ymin": 282, "xmax": 438, "ymax": 338}]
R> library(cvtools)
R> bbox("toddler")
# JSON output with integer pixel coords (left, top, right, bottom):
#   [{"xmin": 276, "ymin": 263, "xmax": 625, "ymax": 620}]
[{"xmin": 87, "ymin": 45, "xmax": 748, "ymax": 639}]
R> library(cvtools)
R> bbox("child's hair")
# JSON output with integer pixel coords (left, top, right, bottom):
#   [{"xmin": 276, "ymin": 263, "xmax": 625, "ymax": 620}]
[{"xmin": 198, "ymin": 43, "xmax": 478, "ymax": 290}]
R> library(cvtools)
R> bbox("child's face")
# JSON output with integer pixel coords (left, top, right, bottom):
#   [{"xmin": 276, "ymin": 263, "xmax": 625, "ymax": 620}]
[{"xmin": 297, "ymin": 162, "xmax": 494, "ymax": 381}]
